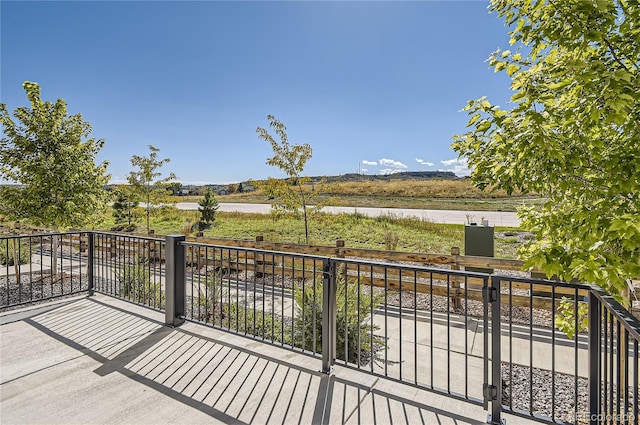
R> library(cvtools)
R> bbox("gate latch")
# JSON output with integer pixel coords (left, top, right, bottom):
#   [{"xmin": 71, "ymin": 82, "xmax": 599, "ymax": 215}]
[
  {"xmin": 483, "ymin": 383, "xmax": 498, "ymax": 401},
  {"xmin": 482, "ymin": 286, "xmax": 498, "ymax": 303}
]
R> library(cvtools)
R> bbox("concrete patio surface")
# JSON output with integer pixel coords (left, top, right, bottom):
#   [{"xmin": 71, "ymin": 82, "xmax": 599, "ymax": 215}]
[{"xmin": 0, "ymin": 294, "xmax": 540, "ymax": 425}]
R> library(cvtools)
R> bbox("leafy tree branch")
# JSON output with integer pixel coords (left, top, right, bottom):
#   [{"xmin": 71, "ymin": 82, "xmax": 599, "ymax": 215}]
[
  {"xmin": 127, "ymin": 145, "xmax": 177, "ymax": 235},
  {"xmin": 0, "ymin": 81, "xmax": 110, "ymax": 230},
  {"xmin": 452, "ymin": 0, "xmax": 639, "ymax": 304}
]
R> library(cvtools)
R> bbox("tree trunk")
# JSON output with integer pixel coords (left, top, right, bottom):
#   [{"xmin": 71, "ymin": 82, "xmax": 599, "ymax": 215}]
[
  {"xmin": 52, "ymin": 227, "xmax": 59, "ymax": 279},
  {"xmin": 146, "ymin": 188, "xmax": 151, "ymax": 235},
  {"xmin": 298, "ymin": 183, "xmax": 309, "ymax": 244},
  {"xmin": 12, "ymin": 238, "xmax": 20, "ymax": 283}
]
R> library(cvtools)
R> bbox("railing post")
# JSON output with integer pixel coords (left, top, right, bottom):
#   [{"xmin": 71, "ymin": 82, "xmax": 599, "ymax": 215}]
[
  {"xmin": 87, "ymin": 232, "xmax": 95, "ymax": 296},
  {"xmin": 165, "ymin": 235, "xmax": 186, "ymax": 327},
  {"xmin": 322, "ymin": 258, "xmax": 336, "ymax": 374},
  {"xmin": 485, "ymin": 275, "xmax": 502, "ymax": 424},
  {"xmin": 588, "ymin": 290, "xmax": 601, "ymax": 425}
]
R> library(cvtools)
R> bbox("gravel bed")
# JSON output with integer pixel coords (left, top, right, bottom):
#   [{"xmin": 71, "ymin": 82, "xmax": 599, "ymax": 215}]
[
  {"xmin": 0, "ymin": 273, "xmax": 89, "ymax": 311},
  {"xmin": 187, "ymin": 263, "xmax": 554, "ymax": 327},
  {"xmin": 502, "ymin": 363, "xmax": 588, "ymax": 424},
  {"xmin": 386, "ymin": 290, "xmax": 554, "ymax": 328}
]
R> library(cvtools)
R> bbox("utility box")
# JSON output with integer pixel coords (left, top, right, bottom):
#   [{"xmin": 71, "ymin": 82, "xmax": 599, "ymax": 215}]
[{"xmin": 464, "ymin": 222, "xmax": 494, "ymax": 274}]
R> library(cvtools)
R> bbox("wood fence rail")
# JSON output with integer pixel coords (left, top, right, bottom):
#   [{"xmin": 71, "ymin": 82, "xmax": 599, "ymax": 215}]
[
  {"xmin": 14, "ymin": 231, "xmax": 586, "ymax": 312},
  {"xmin": 57, "ymin": 231, "xmax": 540, "ymax": 274}
]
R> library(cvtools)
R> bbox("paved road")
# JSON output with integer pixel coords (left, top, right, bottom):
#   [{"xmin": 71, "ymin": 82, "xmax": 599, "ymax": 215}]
[{"xmin": 176, "ymin": 202, "xmax": 521, "ymax": 227}]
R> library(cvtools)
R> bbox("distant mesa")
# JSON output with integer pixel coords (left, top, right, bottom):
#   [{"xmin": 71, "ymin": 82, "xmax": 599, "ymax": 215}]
[{"xmin": 317, "ymin": 171, "xmax": 458, "ymax": 183}]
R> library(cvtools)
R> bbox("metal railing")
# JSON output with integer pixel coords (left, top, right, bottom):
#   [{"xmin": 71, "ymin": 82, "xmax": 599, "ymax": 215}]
[
  {"xmin": 2, "ymin": 231, "xmax": 639, "ymax": 425},
  {"xmin": 91, "ymin": 232, "xmax": 166, "ymax": 310},
  {"xmin": 328, "ymin": 257, "xmax": 490, "ymax": 406},
  {"xmin": 173, "ymin": 239, "xmax": 491, "ymax": 407},
  {"xmin": 486, "ymin": 275, "xmax": 639, "ymax": 425},
  {"xmin": 178, "ymin": 237, "xmax": 327, "ymax": 358},
  {"xmin": 1, "ymin": 232, "xmax": 91, "ymax": 308},
  {"xmin": 589, "ymin": 286, "xmax": 640, "ymax": 425},
  {"xmin": 488, "ymin": 275, "xmax": 592, "ymax": 424}
]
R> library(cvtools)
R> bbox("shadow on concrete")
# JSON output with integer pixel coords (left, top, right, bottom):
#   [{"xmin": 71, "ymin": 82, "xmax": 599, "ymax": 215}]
[{"xmin": 5, "ymin": 296, "xmax": 488, "ymax": 424}]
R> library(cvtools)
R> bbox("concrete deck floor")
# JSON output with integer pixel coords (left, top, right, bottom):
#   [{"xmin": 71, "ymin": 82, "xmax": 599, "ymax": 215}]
[{"xmin": 0, "ymin": 295, "xmax": 538, "ymax": 425}]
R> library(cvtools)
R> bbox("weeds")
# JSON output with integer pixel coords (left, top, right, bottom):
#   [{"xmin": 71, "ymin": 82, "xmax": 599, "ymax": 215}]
[
  {"xmin": 293, "ymin": 272, "xmax": 385, "ymax": 365},
  {"xmin": 0, "ymin": 240, "xmax": 31, "ymax": 266},
  {"xmin": 384, "ymin": 229, "xmax": 399, "ymax": 251},
  {"xmin": 197, "ymin": 271, "xmax": 225, "ymax": 323}
]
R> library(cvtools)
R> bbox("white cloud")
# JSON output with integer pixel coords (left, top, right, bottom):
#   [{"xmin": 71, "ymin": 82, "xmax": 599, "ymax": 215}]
[
  {"xmin": 440, "ymin": 158, "xmax": 464, "ymax": 167},
  {"xmin": 181, "ymin": 180, "xmax": 222, "ymax": 185},
  {"xmin": 379, "ymin": 158, "xmax": 407, "ymax": 169},
  {"xmin": 361, "ymin": 168, "xmax": 368, "ymax": 173},
  {"xmin": 415, "ymin": 158, "xmax": 434, "ymax": 167},
  {"xmin": 109, "ymin": 176, "xmax": 127, "ymax": 185},
  {"xmin": 362, "ymin": 160, "xmax": 377, "ymax": 166},
  {"xmin": 439, "ymin": 158, "xmax": 471, "ymax": 177},
  {"xmin": 379, "ymin": 168, "xmax": 404, "ymax": 175}
]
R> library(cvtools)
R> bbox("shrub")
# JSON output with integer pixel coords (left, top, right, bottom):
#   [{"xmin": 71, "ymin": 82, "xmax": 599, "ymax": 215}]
[
  {"xmin": 384, "ymin": 229, "xmax": 399, "ymax": 250},
  {"xmin": 197, "ymin": 271, "xmax": 225, "ymax": 323},
  {"xmin": 182, "ymin": 221, "xmax": 193, "ymax": 236},
  {"xmin": 117, "ymin": 255, "xmax": 163, "ymax": 307},
  {"xmin": 0, "ymin": 240, "xmax": 31, "ymax": 266},
  {"xmin": 293, "ymin": 272, "xmax": 385, "ymax": 365},
  {"xmin": 224, "ymin": 302, "xmax": 290, "ymax": 343},
  {"xmin": 195, "ymin": 271, "xmax": 288, "ymax": 342}
]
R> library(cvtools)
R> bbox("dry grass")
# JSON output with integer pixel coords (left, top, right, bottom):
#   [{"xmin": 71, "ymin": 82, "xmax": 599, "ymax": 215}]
[
  {"xmin": 319, "ymin": 179, "xmax": 518, "ymax": 198},
  {"xmin": 196, "ymin": 179, "xmax": 539, "ymax": 211},
  {"xmin": 171, "ymin": 179, "xmax": 524, "ymax": 203}
]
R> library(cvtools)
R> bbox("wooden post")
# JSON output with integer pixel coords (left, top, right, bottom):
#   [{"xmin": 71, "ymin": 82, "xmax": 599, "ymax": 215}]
[
  {"xmin": 110, "ymin": 235, "xmax": 117, "ymax": 258},
  {"xmin": 450, "ymin": 247, "xmax": 461, "ymax": 309},
  {"xmin": 335, "ymin": 239, "xmax": 345, "ymax": 258},
  {"xmin": 255, "ymin": 235, "xmax": 264, "ymax": 278}
]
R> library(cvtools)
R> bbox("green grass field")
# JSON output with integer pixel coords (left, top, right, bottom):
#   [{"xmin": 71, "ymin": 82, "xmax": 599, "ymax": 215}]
[
  {"xmin": 2, "ymin": 178, "xmax": 533, "ymax": 259},
  {"xmin": 97, "ymin": 207, "xmax": 527, "ymax": 258}
]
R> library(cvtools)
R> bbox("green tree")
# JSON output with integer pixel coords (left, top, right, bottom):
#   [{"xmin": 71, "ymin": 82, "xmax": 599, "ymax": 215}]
[
  {"xmin": 452, "ymin": 1, "xmax": 639, "ymax": 303},
  {"xmin": 127, "ymin": 145, "xmax": 177, "ymax": 235},
  {"xmin": 111, "ymin": 185, "xmax": 139, "ymax": 230},
  {"xmin": 257, "ymin": 115, "xmax": 316, "ymax": 244},
  {"xmin": 198, "ymin": 187, "xmax": 219, "ymax": 226},
  {"xmin": 168, "ymin": 181, "xmax": 183, "ymax": 196},
  {"xmin": 0, "ymin": 81, "xmax": 110, "ymax": 230}
]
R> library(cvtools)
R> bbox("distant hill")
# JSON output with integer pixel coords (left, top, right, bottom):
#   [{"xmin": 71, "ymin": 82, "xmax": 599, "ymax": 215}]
[
  {"xmin": 314, "ymin": 171, "xmax": 458, "ymax": 183},
  {"xmin": 104, "ymin": 171, "xmax": 459, "ymax": 195}
]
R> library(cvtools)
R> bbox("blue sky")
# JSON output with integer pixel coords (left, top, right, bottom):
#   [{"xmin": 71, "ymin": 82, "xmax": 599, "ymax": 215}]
[{"xmin": 1, "ymin": 1, "xmax": 513, "ymax": 185}]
